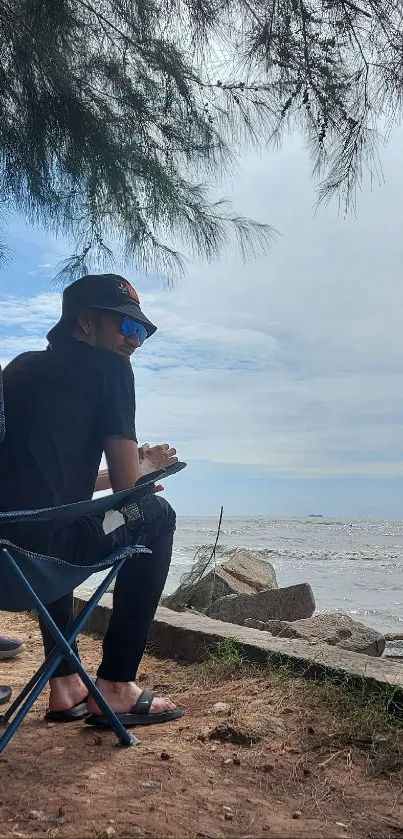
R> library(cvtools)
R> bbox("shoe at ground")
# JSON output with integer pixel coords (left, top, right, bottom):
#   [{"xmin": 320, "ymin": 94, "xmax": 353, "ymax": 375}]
[
  {"xmin": 0, "ymin": 685, "xmax": 12, "ymax": 704},
  {"xmin": 0, "ymin": 635, "xmax": 26, "ymax": 660}
]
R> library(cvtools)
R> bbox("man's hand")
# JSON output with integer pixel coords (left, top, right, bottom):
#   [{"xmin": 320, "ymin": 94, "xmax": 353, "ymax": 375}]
[
  {"xmin": 138, "ymin": 443, "xmax": 178, "ymax": 483},
  {"xmin": 98, "ymin": 441, "xmax": 178, "ymax": 495}
]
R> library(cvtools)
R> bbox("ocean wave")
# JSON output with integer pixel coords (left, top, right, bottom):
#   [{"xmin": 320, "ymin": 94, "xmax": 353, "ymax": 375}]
[{"xmin": 172, "ymin": 543, "xmax": 403, "ymax": 564}]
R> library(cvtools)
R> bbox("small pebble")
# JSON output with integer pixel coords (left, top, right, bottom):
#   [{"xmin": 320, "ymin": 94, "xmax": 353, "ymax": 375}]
[
  {"xmin": 224, "ymin": 812, "xmax": 234, "ymax": 821},
  {"xmin": 212, "ymin": 702, "xmax": 231, "ymax": 714},
  {"xmin": 160, "ymin": 752, "xmax": 170, "ymax": 761},
  {"xmin": 262, "ymin": 763, "xmax": 274, "ymax": 772},
  {"xmin": 292, "ymin": 810, "xmax": 302, "ymax": 819},
  {"xmin": 28, "ymin": 810, "xmax": 46, "ymax": 822},
  {"xmin": 233, "ymin": 756, "xmax": 241, "ymax": 766}
]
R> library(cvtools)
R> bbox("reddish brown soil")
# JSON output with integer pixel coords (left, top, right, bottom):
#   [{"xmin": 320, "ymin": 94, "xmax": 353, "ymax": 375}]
[{"xmin": 1, "ymin": 612, "xmax": 403, "ymax": 839}]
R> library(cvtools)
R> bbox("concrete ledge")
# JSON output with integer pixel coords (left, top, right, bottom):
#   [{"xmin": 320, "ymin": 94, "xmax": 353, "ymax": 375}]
[{"xmin": 74, "ymin": 591, "xmax": 403, "ymax": 697}]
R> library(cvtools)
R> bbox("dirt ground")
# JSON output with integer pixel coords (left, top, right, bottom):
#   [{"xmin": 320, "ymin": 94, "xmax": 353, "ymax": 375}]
[{"xmin": 1, "ymin": 612, "xmax": 403, "ymax": 839}]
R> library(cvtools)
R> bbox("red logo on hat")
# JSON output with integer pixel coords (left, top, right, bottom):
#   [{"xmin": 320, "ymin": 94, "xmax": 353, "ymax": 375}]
[{"xmin": 117, "ymin": 280, "xmax": 139, "ymax": 303}]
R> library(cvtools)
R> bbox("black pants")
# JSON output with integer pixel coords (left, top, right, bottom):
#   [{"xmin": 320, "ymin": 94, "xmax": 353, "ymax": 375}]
[{"xmin": 39, "ymin": 496, "xmax": 176, "ymax": 680}]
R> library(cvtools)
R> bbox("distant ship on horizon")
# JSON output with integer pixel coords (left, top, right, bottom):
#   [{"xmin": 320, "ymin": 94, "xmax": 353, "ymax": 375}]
[{"xmin": 308, "ymin": 513, "xmax": 324, "ymax": 518}]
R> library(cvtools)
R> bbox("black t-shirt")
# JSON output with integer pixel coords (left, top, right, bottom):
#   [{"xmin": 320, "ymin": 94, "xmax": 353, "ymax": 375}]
[{"xmin": 0, "ymin": 336, "xmax": 136, "ymax": 556}]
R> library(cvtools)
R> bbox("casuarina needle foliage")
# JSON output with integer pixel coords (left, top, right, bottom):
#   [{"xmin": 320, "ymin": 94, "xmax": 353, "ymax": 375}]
[{"xmin": 0, "ymin": 1, "xmax": 400, "ymax": 278}]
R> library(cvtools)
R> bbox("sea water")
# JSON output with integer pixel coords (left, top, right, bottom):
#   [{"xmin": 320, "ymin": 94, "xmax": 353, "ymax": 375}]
[{"xmin": 83, "ymin": 514, "xmax": 403, "ymax": 636}]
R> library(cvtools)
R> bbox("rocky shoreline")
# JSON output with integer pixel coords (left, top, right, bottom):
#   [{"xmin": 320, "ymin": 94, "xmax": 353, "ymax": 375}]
[{"xmin": 162, "ymin": 548, "xmax": 390, "ymax": 659}]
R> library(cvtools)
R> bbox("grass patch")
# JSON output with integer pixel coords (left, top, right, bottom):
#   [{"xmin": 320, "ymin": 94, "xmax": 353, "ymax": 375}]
[
  {"xmin": 262, "ymin": 657, "xmax": 403, "ymax": 777},
  {"xmin": 195, "ymin": 642, "xmax": 403, "ymax": 775},
  {"xmin": 303, "ymin": 678, "xmax": 403, "ymax": 777},
  {"xmin": 266, "ymin": 654, "xmax": 403, "ymax": 730},
  {"xmin": 201, "ymin": 638, "xmax": 247, "ymax": 682}
]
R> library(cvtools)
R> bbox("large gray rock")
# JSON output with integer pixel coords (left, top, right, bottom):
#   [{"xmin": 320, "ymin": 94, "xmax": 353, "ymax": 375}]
[
  {"xmin": 162, "ymin": 549, "xmax": 277, "ymax": 612},
  {"xmin": 221, "ymin": 550, "xmax": 278, "ymax": 591},
  {"xmin": 205, "ymin": 583, "xmax": 315, "ymax": 625},
  {"xmin": 245, "ymin": 613, "xmax": 385, "ymax": 657}
]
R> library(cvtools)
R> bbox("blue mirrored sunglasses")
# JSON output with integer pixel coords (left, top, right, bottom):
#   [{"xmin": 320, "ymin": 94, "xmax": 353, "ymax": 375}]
[{"xmin": 120, "ymin": 316, "xmax": 148, "ymax": 345}]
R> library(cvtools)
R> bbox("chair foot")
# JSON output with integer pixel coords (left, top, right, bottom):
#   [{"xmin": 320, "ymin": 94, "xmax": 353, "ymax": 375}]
[{"xmin": 118, "ymin": 731, "xmax": 141, "ymax": 747}]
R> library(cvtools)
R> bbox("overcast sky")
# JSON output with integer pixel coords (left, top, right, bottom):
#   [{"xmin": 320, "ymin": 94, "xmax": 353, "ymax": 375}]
[{"xmin": 1, "ymin": 130, "xmax": 403, "ymax": 517}]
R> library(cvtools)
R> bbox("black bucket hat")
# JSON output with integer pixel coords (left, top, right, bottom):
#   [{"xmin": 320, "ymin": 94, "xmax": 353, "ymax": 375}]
[{"xmin": 47, "ymin": 274, "xmax": 157, "ymax": 345}]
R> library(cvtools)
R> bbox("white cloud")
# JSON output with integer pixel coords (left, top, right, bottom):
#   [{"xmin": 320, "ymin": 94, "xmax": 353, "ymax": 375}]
[
  {"xmin": 0, "ymin": 292, "xmax": 60, "ymax": 329},
  {"xmin": 132, "ymin": 131, "xmax": 403, "ymax": 478}
]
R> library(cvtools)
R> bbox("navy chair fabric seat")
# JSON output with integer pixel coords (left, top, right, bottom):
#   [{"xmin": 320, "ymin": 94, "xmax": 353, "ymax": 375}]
[
  {"xmin": 0, "ymin": 541, "xmax": 150, "ymax": 612},
  {"xmin": 0, "ymin": 462, "xmax": 185, "ymax": 613},
  {"xmin": 0, "ymin": 462, "xmax": 184, "ymax": 612}
]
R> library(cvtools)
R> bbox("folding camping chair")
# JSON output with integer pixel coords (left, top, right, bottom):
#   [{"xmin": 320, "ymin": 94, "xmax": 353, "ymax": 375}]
[{"xmin": 0, "ymin": 366, "xmax": 186, "ymax": 756}]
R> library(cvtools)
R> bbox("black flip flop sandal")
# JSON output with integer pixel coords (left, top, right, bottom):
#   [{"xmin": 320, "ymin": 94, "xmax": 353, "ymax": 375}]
[
  {"xmin": 85, "ymin": 689, "xmax": 184, "ymax": 729},
  {"xmin": 0, "ymin": 685, "xmax": 12, "ymax": 705},
  {"xmin": 45, "ymin": 699, "xmax": 89, "ymax": 722}
]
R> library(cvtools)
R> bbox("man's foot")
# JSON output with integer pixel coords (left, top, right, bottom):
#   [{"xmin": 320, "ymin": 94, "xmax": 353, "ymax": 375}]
[
  {"xmin": 87, "ymin": 679, "xmax": 177, "ymax": 717},
  {"xmin": 48, "ymin": 674, "xmax": 88, "ymax": 712},
  {"xmin": 0, "ymin": 635, "xmax": 26, "ymax": 660}
]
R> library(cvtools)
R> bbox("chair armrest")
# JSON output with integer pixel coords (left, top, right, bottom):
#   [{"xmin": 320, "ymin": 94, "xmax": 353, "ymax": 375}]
[{"xmin": 0, "ymin": 462, "xmax": 186, "ymax": 524}]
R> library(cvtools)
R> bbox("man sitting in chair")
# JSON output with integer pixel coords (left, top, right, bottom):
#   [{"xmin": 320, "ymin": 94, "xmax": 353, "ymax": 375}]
[{"xmin": 0, "ymin": 274, "xmax": 183, "ymax": 729}]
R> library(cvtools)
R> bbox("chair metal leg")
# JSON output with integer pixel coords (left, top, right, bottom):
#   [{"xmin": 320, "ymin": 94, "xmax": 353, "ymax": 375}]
[
  {"xmin": 2, "ymin": 557, "xmax": 127, "ymax": 724},
  {"xmin": 0, "ymin": 550, "xmax": 141, "ymax": 754}
]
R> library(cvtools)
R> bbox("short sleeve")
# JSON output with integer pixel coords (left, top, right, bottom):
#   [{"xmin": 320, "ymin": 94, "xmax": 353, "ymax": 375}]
[{"xmin": 97, "ymin": 350, "xmax": 137, "ymax": 442}]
